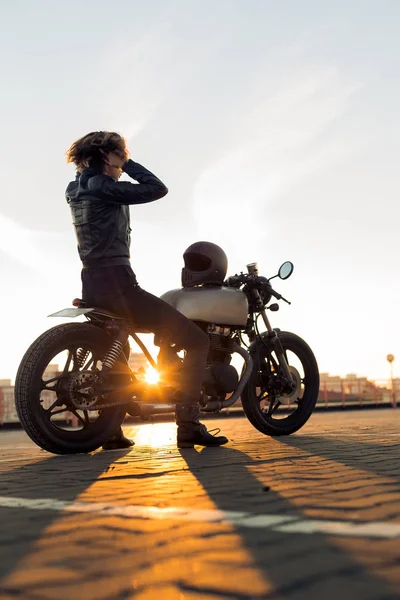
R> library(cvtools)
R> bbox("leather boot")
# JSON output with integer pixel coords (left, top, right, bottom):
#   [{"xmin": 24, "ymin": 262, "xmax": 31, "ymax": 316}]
[
  {"xmin": 175, "ymin": 403, "xmax": 228, "ymax": 448},
  {"xmin": 102, "ymin": 426, "xmax": 135, "ymax": 450}
]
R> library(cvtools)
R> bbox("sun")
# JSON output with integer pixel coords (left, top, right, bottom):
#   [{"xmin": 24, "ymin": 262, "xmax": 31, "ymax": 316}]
[{"xmin": 144, "ymin": 366, "xmax": 160, "ymax": 385}]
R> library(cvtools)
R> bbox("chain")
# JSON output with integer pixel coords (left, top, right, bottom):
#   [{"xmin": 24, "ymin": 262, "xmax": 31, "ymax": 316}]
[
  {"xmin": 70, "ymin": 366, "xmax": 136, "ymax": 411},
  {"xmin": 73, "ymin": 396, "xmax": 132, "ymax": 411},
  {"xmin": 93, "ymin": 397, "xmax": 132, "ymax": 410}
]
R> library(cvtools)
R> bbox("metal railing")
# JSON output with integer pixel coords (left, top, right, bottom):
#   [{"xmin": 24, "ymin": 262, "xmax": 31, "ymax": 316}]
[
  {"xmin": 318, "ymin": 379, "xmax": 397, "ymax": 409},
  {"xmin": 0, "ymin": 379, "xmax": 398, "ymax": 426}
]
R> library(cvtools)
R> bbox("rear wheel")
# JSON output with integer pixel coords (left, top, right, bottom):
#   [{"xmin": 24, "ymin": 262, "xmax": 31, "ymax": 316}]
[
  {"xmin": 241, "ymin": 331, "xmax": 319, "ymax": 436},
  {"xmin": 14, "ymin": 323, "xmax": 130, "ymax": 454}
]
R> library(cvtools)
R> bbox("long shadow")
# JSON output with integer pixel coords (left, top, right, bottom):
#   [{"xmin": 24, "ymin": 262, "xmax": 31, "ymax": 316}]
[
  {"xmin": 180, "ymin": 446, "xmax": 399, "ymax": 600},
  {"xmin": 0, "ymin": 449, "xmax": 130, "ymax": 581},
  {"xmin": 280, "ymin": 435, "xmax": 400, "ymax": 484}
]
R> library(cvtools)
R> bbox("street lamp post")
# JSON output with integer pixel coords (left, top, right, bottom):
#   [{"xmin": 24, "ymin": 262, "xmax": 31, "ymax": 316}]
[{"xmin": 386, "ymin": 354, "xmax": 396, "ymax": 408}]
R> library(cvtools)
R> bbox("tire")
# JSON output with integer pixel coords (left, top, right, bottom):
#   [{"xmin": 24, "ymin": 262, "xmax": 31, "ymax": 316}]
[
  {"xmin": 15, "ymin": 323, "xmax": 128, "ymax": 454},
  {"xmin": 241, "ymin": 331, "xmax": 319, "ymax": 436}
]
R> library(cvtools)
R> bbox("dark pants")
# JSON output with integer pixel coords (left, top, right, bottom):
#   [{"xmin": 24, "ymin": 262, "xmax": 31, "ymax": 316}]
[{"xmin": 81, "ymin": 265, "xmax": 210, "ymax": 400}]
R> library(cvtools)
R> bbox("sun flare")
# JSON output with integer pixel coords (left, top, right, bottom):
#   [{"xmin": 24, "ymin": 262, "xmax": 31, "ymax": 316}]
[{"xmin": 144, "ymin": 367, "xmax": 160, "ymax": 385}]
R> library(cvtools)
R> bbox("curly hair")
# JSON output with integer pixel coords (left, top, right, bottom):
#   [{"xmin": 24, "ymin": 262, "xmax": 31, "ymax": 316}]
[{"xmin": 66, "ymin": 131, "xmax": 129, "ymax": 172}]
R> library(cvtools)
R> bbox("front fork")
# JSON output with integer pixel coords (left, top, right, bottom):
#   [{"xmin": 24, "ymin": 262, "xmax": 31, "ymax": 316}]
[{"xmin": 252, "ymin": 290, "xmax": 293, "ymax": 386}]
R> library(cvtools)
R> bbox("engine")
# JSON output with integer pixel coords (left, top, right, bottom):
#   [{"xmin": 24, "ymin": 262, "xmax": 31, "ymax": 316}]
[
  {"xmin": 158, "ymin": 284, "xmax": 247, "ymax": 399},
  {"xmin": 156, "ymin": 323, "xmax": 239, "ymax": 398}
]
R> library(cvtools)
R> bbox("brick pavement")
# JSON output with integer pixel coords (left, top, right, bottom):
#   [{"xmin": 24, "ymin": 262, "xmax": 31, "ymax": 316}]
[{"xmin": 0, "ymin": 410, "xmax": 399, "ymax": 600}]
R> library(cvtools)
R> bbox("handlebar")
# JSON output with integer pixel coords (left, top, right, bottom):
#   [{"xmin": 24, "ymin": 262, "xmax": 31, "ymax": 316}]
[
  {"xmin": 269, "ymin": 287, "xmax": 291, "ymax": 305},
  {"xmin": 225, "ymin": 273, "xmax": 291, "ymax": 305}
]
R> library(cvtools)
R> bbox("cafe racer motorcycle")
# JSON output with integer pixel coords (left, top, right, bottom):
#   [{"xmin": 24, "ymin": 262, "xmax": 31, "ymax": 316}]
[{"xmin": 14, "ymin": 241, "xmax": 319, "ymax": 455}]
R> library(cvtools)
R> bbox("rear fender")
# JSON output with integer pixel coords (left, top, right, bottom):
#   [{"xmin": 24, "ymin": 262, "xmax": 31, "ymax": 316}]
[{"xmin": 48, "ymin": 308, "xmax": 94, "ymax": 318}]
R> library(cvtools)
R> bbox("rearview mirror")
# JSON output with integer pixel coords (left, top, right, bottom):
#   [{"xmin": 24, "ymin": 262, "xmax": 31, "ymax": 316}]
[{"xmin": 278, "ymin": 261, "xmax": 294, "ymax": 280}]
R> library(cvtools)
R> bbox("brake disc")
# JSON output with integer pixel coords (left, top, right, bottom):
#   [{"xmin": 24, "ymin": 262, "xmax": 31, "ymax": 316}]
[
  {"xmin": 277, "ymin": 365, "xmax": 302, "ymax": 405},
  {"xmin": 69, "ymin": 371, "xmax": 102, "ymax": 410}
]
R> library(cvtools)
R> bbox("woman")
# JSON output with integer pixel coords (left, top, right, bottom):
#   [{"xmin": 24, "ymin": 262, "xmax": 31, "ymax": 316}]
[{"xmin": 65, "ymin": 131, "xmax": 228, "ymax": 448}]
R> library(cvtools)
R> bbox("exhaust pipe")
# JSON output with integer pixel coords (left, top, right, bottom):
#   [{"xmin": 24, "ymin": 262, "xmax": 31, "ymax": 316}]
[
  {"xmin": 127, "ymin": 402, "xmax": 176, "ymax": 420},
  {"xmin": 125, "ymin": 343, "xmax": 253, "ymax": 416},
  {"xmin": 201, "ymin": 343, "xmax": 253, "ymax": 412}
]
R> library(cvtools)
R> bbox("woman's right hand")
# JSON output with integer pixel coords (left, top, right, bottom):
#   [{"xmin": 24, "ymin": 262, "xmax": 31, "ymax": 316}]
[{"xmin": 102, "ymin": 150, "xmax": 128, "ymax": 169}]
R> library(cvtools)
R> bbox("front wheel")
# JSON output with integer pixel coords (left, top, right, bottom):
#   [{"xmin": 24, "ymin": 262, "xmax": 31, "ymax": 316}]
[
  {"xmin": 241, "ymin": 331, "xmax": 319, "ymax": 436},
  {"xmin": 14, "ymin": 323, "xmax": 129, "ymax": 454}
]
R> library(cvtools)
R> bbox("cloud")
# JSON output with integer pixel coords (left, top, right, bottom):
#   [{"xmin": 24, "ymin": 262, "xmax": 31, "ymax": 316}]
[
  {"xmin": 191, "ymin": 65, "xmax": 362, "ymax": 262},
  {"xmin": 0, "ymin": 213, "xmax": 73, "ymax": 274}
]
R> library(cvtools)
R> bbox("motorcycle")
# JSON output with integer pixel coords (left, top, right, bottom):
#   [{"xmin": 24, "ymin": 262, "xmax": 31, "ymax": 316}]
[{"xmin": 14, "ymin": 254, "xmax": 319, "ymax": 454}]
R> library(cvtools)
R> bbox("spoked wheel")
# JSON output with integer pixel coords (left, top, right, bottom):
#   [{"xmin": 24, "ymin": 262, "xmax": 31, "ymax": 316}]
[
  {"xmin": 15, "ymin": 323, "xmax": 130, "ymax": 454},
  {"xmin": 241, "ymin": 331, "xmax": 319, "ymax": 436}
]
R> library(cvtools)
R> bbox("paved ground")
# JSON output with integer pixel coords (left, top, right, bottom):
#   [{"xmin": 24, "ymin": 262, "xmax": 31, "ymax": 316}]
[{"xmin": 0, "ymin": 410, "xmax": 399, "ymax": 600}]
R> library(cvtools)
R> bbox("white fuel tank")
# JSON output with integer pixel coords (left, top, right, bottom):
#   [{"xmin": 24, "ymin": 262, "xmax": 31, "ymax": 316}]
[{"xmin": 160, "ymin": 286, "xmax": 249, "ymax": 327}]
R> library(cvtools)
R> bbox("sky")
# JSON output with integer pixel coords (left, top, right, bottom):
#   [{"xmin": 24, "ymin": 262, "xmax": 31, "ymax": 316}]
[{"xmin": 0, "ymin": 0, "xmax": 399, "ymax": 382}]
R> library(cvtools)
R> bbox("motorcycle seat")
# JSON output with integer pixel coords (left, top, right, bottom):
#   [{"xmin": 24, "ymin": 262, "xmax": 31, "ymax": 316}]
[
  {"xmin": 71, "ymin": 298, "xmax": 150, "ymax": 333},
  {"xmin": 72, "ymin": 297, "xmax": 121, "ymax": 319}
]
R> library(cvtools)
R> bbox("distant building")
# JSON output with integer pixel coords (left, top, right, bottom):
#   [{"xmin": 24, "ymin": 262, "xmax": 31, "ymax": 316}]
[
  {"xmin": 128, "ymin": 352, "xmax": 149, "ymax": 373},
  {"xmin": 393, "ymin": 378, "xmax": 400, "ymax": 393},
  {"xmin": 320, "ymin": 373, "xmax": 342, "ymax": 393},
  {"xmin": 318, "ymin": 372, "xmax": 394, "ymax": 405},
  {"xmin": 0, "ymin": 380, "xmax": 17, "ymax": 424}
]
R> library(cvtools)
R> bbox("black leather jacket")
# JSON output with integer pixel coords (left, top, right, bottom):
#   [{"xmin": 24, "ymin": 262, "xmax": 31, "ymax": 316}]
[{"xmin": 66, "ymin": 160, "xmax": 168, "ymax": 267}]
